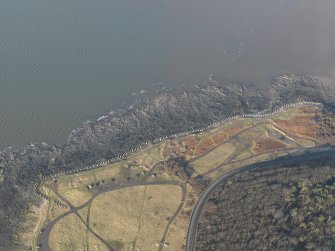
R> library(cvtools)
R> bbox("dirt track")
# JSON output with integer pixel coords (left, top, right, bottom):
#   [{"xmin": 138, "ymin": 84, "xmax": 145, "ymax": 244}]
[
  {"xmin": 39, "ymin": 180, "xmax": 185, "ymax": 251},
  {"xmin": 185, "ymin": 147, "xmax": 335, "ymax": 251}
]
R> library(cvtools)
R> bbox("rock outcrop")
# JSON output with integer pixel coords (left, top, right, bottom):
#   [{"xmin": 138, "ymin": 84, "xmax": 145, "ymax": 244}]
[{"xmin": 0, "ymin": 74, "xmax": 334, "ymax": 250}]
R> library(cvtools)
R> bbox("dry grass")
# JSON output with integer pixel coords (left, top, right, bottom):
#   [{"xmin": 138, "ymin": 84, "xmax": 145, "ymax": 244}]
[
  {"xmin": 39, "ymin": 104, "xmax": 324, "ymax": 251},
  {"xmin": 88, "ymin": 232, "xmax": 109, "ymax": 251},
  {"xmin": 90, "ymin": 186, "xmax": 145, "ymax": 250},
  {"xmin": 164, "ymin": 188, "xmax": 196, "ymax": 251},
  {"xmin": 179, "ymin": 136, "xmax": 198, "ymax": 157},
  {"xmin": 194, "ymin": 139, "xmax": 215, "ymax": 155},
  {"xmin": 274, "ymin": 106, "xmax": 320, "ymax": 121},
  {"xmin": 87, "ymin": 232, "xmax": 109, "ymax": 251},
  {"xmin": 78, "ymin": 207, "xmax": 88, "ymax": 221},
  {"xmin": 210, "ymin": 149, "xmax": 289, "ymax": 179},
  {"xmin": 233, "ymin": 149, "xmax": 254, "ymax": 161},
  {"xmin": 267, "ymin": 124, "xmax": 297, "ymax": 144},
  {"xmin": 191, "ymin": 143, "xmax": 235, "ymax": 174},
  {"xmin": 40, "ymin": 184, "xmax": 59, "ymax": 201},
  {"xmin": 131, "ymin": 145, "xmax": 165, "ymax": 167},
  {"xmin": 238, "ymin": 128, "xmax": 264, "ymax": 143},
  {"xmin": 164, "ymin": 216, "xmax": 189, "ymax": 251},
  {"xmin": 271, "ymin": 107, "xmax": 301, "ymax": 120},
  {"xmin": 54, "ymin": 146, "xmax": 164, "ymax": 197},
  {"xmin": 20, "ymin": 202, "xmax": 49, "ymax": 250},
  {"xmin": 48, "ymin": 201, "xmax": 68, "ymax": 222},
  {"xmin": 272, "ymin": 106, "xmax": 321, "ymax": 139},
  {"xmin": 48, "ymin": 206, "xmax": 109, "ymax": 250},
  {"xmin": 49, "ymin": 214, "xmax": 87, "ymax": 251},
  {"xmin": 89, "ymin": 185, "xmax": 182, "ymax": 250},
  {"xmin": 20, "ymin": 207, "xmax": 39, "ymax": 249},
  {"xmin": 252, "ymin": 138, "xmax": 287, "ymax": 153},
  {"xmin": 135, "ymin": 185, "xmax": 182, "ymax": 249},
  {"xmin": 293, "ymin": 138, "xmax": 316, "ymax": 147},
  {"xmin": 61, "ymin": 188, "xmax": 92, "ymax": 207},
  {"xmin": 57, "ymin": 162, "xmax": 125, "ymax": 191},
  {"xmin": 90, "ymin": 162, "xmax": 126, "ymax": 182}
]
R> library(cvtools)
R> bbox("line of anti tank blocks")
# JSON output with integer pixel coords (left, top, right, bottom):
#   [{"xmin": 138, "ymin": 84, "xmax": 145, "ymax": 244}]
[
  {"xmin": 33, "ymin": 181, "xmax": 67, "ymax": 208},
  {"xmin": 34, "ymin": 100, "xmax": 323, "ymax": 202}
]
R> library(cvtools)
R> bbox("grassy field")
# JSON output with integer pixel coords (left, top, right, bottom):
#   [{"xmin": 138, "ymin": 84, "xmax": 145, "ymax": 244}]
[
  {"xmin": 90, "ymin": 186, "xmax": 145, "ymax": 249},
  {"xmin": 164, "ymin": 215, "xmax": 189, "ymax": 250},
  {"xmin": 191, "ymin": 143, "xmax": 235, "ymax": 174},
  {"xmin": 187, "ymin": 113, "xmax": 319, "ymax": 177},
  {"xmin": 35, "ymin": 104, "xmax": 329, "ymax": 251},
  {"xmin": 78, "ymin": 207, "xmax": 89, "ymax": 221},
  {"xmin": 89, "ymin": 185, "xmax": 182, "ymax": 250},
  {"xmin": 87, "ymin": 232, "xmax": 109, "ymax": 251},
  {"xmin": 135, "ymin": 185, "xmax": 183, "ymax": 249},
  {"xmin": 62, "ymin": 188, "xmax": 92, "ymax": 207},
  {"xmin": 49, "ymin": 214, "xmax": 88, "ymax": 251},
  {"xmin": 164, "ymin": 185, "xmax": 197, "ymax": 250}
]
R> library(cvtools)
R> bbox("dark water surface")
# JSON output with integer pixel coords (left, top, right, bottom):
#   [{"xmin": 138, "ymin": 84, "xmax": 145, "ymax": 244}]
[{"xmin": 1, "ymin": 0, "xmax": 335, "ymax": 148}]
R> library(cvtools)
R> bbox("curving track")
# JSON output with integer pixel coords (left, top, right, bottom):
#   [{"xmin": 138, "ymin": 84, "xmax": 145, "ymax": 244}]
[
  {"xmin": 37, "ymin": 106, "xmax": 327, "ymax": 250},
  {"xmin": 185, "ymin": 147, "xmax": 335, "ymax": 251},
  {"xmin": 39, "ymin": 180, "xmax": 184, "ymax": 251}
]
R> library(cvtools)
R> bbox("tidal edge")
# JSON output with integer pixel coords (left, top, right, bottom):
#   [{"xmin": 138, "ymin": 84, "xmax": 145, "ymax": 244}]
[{"xmin": 1, "ymin": 73, "xmax": 335, "ymax": 250}]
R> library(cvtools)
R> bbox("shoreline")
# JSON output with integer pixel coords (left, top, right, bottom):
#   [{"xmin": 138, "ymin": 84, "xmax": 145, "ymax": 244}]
[
  {"xmin": 1, "ymin": 73, "xmax": 335, "ymax": 250},
  {"xmin": 33, "ymin": 101, "xmax": 323, "ymax": 203},
  {"xmin": 1, "ymin": 73, "xmax": 334, "ymax": 156},
  {"xmin": 1, "ymin": 73, "xmax": 335, "ymax": 181}
]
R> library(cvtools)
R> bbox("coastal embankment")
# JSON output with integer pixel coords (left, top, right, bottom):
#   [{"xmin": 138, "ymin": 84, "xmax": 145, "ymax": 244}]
[{"xmin": 0, "ymin": 74, "xmax": 335, "ymax": 250}]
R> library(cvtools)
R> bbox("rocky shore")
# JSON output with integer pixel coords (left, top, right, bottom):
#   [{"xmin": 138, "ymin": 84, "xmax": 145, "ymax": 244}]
[{"xmin": 0, "ymin": 73, "xmax": 335, "ymax": 250}]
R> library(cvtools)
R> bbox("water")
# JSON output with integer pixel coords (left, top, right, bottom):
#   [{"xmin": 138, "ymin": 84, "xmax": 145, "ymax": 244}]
[{"xmin": 1, "ymin": 0, "xmax": 335, "ymax": 148}]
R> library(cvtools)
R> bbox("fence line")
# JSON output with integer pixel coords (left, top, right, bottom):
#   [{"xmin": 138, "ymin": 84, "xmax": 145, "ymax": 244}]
[{"xmin": 34, "ymin": 101, "xmax": 323, "ymax": 201}]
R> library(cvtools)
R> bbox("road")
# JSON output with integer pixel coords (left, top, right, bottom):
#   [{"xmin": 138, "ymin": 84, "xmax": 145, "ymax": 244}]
[
  {"xmin": 185, "ymin": 147, "xmax": 335, "ymax": 251},
  {"xmin": 37, "ymin": 110, "xmax": 327, "ymax": 250},
  {"xmin": 189, "ymin": 119, "xmax": 316, "ymax": 177},
  {"xmin": 39, "ymin": 180, "xmax": 183, "ymax": 251},
  {"xmin": 158, "ymin": 184, "xmax": 187, "ymax": 251}
]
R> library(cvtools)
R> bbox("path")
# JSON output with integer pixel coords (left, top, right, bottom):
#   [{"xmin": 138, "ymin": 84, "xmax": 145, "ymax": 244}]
[{"xmin": 185, "ymin": 148, "xmax": 335, "ymax": 251}]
